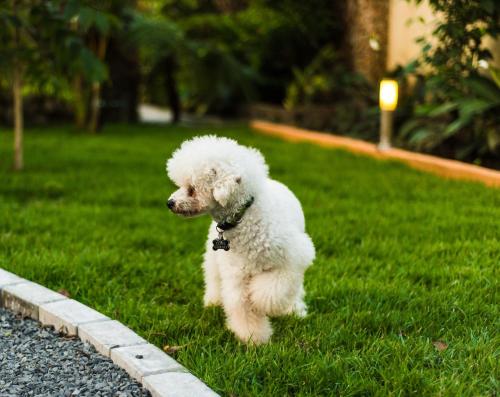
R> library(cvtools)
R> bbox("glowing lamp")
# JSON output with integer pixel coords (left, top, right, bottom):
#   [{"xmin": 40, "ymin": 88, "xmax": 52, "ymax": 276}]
[
  {"xmin": 378, "ymin": 79, "xmax": 398, "ymax": 150},
  {"xmin": 379, "ymin": 79, "xmax": 398, "ymax": 111}
]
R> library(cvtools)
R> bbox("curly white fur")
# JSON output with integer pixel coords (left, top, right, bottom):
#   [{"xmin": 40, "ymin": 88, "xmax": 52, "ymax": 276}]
[{"xmin": 166, "ymin": 136, "xmax": 315, "ymax": 344}]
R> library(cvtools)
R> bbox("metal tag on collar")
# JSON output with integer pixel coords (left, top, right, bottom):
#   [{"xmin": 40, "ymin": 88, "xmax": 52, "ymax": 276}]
[{"xmin": 213, "ymin": 226, "xmax": 230, "ymax": 251}]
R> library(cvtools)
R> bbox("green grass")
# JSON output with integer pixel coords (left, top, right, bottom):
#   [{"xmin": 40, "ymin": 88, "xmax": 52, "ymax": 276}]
[{"xmin": 0, "ymin": 123, "xmax": 499, "ymax": 396}]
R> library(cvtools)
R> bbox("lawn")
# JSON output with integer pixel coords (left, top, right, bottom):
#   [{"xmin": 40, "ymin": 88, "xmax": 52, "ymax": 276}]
[{"xmin": 0, "ymin": 123, "xmax": 499, "ymax": 396}]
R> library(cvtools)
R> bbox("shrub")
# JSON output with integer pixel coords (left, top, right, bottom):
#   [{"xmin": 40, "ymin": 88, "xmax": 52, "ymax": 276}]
[{"xmin": 400, "ymin": 0, "xmax": 500, "ymax": 167}]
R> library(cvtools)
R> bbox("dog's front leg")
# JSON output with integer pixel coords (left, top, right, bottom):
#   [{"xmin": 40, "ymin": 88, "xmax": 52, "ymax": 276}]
[
  {"xmin": 221, "ymin": 274, "xmax": 272, "ymax": 345},
  {"xmin": 202, "ymin": 248, "xmax": 222, "ymax": 307}
]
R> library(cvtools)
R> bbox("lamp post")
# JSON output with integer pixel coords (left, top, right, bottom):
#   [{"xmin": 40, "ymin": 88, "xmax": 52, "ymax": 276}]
[{"xmin": 378, "ymin": 79, "xmax": 398, "ymax": 150}]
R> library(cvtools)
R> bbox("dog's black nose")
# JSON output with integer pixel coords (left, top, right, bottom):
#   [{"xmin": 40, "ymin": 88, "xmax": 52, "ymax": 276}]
[{"xmin": 167, "ymin": 199, "xmax": 176, "ymax": 210}]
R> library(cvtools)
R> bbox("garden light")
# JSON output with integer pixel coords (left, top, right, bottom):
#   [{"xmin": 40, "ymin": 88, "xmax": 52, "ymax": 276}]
[
  {"xmin": 379, "ymin": 79, "xmax": 398, "ymax": 111},
  {"xmin": 378, "ymin": 79, "xmax": 398, "ymax": 150}
]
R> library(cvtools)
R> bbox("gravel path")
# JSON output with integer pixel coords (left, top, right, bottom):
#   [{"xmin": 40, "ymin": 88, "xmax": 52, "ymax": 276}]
[{"xmin": 0, "ymin": 308, "xmax": 151, "ymax": 397}]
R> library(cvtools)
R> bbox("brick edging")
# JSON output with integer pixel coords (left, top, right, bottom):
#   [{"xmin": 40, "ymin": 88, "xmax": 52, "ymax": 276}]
[
  {"xmin": 250, "ymin": 120, "xmax": 500, "ymax": 188},
  {"xmin": 0, "ymin": 268, "xmax": 219, "ymax": 397}
]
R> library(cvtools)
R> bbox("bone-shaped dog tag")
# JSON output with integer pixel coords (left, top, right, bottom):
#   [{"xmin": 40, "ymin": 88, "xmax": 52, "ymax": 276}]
[{"xmin": 213, "ymin": 231, "xmax": 230, "ymax": 251}]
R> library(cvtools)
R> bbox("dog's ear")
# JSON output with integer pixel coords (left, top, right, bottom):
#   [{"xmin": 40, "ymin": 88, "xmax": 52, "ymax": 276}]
[{"xmin": 213, "ymin": 175, "xmax": 240, "ymax": 207}]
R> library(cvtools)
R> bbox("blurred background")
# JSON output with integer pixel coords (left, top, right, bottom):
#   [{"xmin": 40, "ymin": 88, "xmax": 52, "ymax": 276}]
[{"xmin": 1, "ymin": 0, "xmax": 499, "ymax": 169}]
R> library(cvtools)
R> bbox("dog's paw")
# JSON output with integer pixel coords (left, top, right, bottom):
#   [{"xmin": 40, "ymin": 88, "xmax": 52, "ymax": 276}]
[
  {"xmin": 246, "ymin": 327, "xmax": 272, "ymax": 345},
  {"xmin": 230, "ymin": 318, "xmax": 273, "ymax": 345},
  {"xmin": 290, "ymin": 300, "xmax": 308, "ymax": 318},
  {"xmin": 203, "ymin": 292, "xmax": 222, "ymax": 308}
]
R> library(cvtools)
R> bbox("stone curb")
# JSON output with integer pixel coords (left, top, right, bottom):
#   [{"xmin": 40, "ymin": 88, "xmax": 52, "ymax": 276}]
[
  {"xmin": 0, "ymin": 268, "xmax": 219, "ymax": 397},
  {"xmin": 251, "ymin": 119, "xmax": 500, "ymax": 188}
]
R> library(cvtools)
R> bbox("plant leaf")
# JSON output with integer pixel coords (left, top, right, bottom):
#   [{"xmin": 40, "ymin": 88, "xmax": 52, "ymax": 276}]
[
  {"xmin": 409, "ymin": 128, "xmax": 433, "ymax": 144},
  {"xmin": 456, "ymin": 99, "xmax": 496, "ymax": 119},
  {"xmin": 415, "ymin": 103, "xmax": 439, "ymax": 116},
  {"xmin": 489, "ymin": 67, "xmax": 500, "ymax": 88},
  {"xmin": 428, "ymin": 102, "xmax": 458, "ymax": 117},
  {"xmin": 94, "ymin": 12, "xmax": 110, "ymax": 35},
  {"xmin": 443, "ymin": 116, "xmax": 472, "ymax": 137},
  {"xmin": 79, "ymin": 47, "xmax": 107, "ymax": 82},
  {"xmin": 464, "ymin": 77, "xmax": 500, "ymax": 102},
  {"xmin": 399, "ymin": 119, "xmax": 422, "ymax": 137}
]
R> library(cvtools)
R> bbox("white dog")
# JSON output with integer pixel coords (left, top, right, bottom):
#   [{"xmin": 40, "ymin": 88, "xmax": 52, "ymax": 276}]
[{"xmin": 166, "ymin": 136, "xmax": 315, "ymax": 344}]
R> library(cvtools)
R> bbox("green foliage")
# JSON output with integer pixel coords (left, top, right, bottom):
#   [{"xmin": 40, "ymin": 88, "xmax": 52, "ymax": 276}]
[
  {"xmin": 131, "ymin": 0, "xmax": 347, "ymax": 113},
  {"xmin": 0, "ymin": 1, "xmax": 112, "ymax": 91},
  {"xmin": 284, "ymin": 46, "xmax": 372, "ymax": 109},
  {"xmin": 412, "ymin": 0, "xmax": 499, "ymax": 84},
  {"xmin": 401, "ymin": 0, "xmax": 500, "ymax": 164},
  {"xmin": 0, "ymin": 0, "xmax": 348, "ymax": 119},
  {"xmin": 130, "ymin": 13, "xmax": 184, "ymax": 64},
  {"xmin": 400, "ymin": 70, "xmax": 500, "ymax": 163},
  {"xmin": 0, "ymin": 1, "xmax": 61, "ymax": 89},
  {"xmin": 62, "ymin": 0, "xmax": 124, "ymax": 83},
  {"xmin": 282, "ymin": 46, "xmax": 378, "ymax": 140},
  {"xmin": 130, "ymin": 8, "xmax": 259, "ymax": 113},
  {"xmin": 76, "ymin": 47, "xmax": 108, "ymax": 83},
  {"xmin": 0, "ymin": 124, "xmax": 498, "ymax": 396}
]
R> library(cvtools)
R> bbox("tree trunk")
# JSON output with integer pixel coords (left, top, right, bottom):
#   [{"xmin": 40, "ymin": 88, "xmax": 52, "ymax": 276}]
[
  {"xmin": 88, "ymin": 81, "xmax": 101, "ymax": 133},
  {"xmin": 13, "ymin": 66, "xmax": 23, "ymax": 171},
  {"xmin": 70, "ymin": 16, "xmax": 87, "ymax": 130},
  {"xmin": 163, "ymin": 56, "xmax": 180, "ymax": 124},
  {"xmin": 73, "ymin": 74, "xmax": 87, "ymax": 129},
  {"xmin": 88, "ymin": 35, "xmax": 108, "ymax": 133},
  {"xmin": 343, "ymin": 0, "xmax": 389, "ymax": 84},
  {"xmin": 12, "ymin": 0, "xmax": 23, "ymax": 171}
]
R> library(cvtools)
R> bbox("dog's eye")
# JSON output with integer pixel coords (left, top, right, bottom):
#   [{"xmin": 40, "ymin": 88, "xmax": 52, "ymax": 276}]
[{"xmin": 187, "ymin": 185, "xmax": 195, "ymax": 197}]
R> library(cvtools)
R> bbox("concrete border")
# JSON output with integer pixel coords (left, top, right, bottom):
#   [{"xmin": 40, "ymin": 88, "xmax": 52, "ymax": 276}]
[
  {"xmin": 0, "ymin": 268, "xmax": 219, "ymax": 397},
  {"xmin": 250, "ymin": 120, "xmax": 500, "ymax": 188}
]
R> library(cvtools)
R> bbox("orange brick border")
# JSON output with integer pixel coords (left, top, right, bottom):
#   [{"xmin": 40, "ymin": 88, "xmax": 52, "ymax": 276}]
[{"xmin": 250, "ymin": 120, "xmax": 500, "ymax": 188}]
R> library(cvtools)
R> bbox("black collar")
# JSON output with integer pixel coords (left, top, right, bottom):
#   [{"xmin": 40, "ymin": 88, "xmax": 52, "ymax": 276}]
[{"xmin": 216, "ymin": 196, "xmax": 254, "ymax": 231}]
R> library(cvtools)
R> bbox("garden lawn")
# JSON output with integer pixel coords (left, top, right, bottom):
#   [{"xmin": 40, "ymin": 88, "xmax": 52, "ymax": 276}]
[{"xmin": 0, "ymin": 123, "xmax": 499, "ymax": 396}]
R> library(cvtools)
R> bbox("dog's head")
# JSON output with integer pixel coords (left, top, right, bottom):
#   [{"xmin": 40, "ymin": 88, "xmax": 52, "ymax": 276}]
[{"xmin": 166, "ymin": 136, "xmax": 268, "ymax": 218}]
